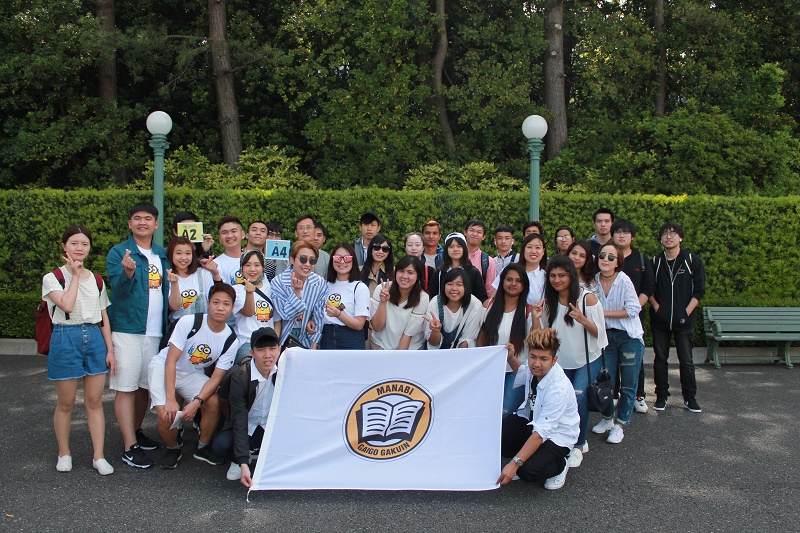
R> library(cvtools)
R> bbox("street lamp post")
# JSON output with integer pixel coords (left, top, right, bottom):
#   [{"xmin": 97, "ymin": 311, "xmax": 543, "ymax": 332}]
[
  {"xmin": 146, "ymin": 111, "xmax": 173, "ymax": 247},
  {"xmin": 522, "ymin": 115, "xmax": 548, "ymax": 222}
]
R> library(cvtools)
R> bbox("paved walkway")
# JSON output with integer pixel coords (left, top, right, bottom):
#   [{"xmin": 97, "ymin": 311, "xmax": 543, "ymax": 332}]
[{"xmin": 1, "ymin": 354, "xmax": 797, "ymax": 531}]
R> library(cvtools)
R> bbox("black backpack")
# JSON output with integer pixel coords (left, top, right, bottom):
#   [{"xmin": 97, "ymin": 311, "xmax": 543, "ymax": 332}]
[{"xmin": 158, "ymin": 312, "xmax": 237, "ymax": 357}]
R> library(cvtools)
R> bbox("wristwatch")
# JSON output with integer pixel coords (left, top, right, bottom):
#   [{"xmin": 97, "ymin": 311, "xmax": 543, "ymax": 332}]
[
  {"xmin": 512, "ymin": 456, "xmax": 524, "ymax": 467},
  {"xmin": 193, "ymin": 395, "xmax": 204, "ymax": 406}
]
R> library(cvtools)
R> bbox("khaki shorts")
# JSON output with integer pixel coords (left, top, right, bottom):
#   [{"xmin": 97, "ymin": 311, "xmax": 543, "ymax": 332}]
[
  {"xmin": 148, "ymin": 364, "xmax": 208, "ymax": 409},
  {"xmin": 109, "ymin": 333, "xmax": 161, "ymax": 392}
]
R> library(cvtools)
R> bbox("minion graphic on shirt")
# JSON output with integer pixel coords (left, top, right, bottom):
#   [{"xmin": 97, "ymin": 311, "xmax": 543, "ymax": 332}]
[
  {"xmin": 181, "ymin": 289, "xmax": 199, "ymax": 309},
  {"xmin": 231, "ymin": 269, "xmax": 246, "ymax": 285},
  {"xmin": 188, "ymin": 344, "xmax": 212, "ymax": 365},
  {"xmin": 327, "ymin": 293, "xmax": 345, "ymax": 311},
  {"xmin": 148, "ymin": 264, "xmax": 162, "ymax": 289},
  {"xmin": 256, "ymin": 300, "xmax": 274, "ymax": 322}
]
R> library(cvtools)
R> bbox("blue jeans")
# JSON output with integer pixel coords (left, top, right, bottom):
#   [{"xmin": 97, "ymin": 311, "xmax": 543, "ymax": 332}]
[
  {"xmin": 502, "ymin": 371, "xmax": 525, "ymax": 418},
  {"xmin": 320, "ymin": 325, "xmax": 366, "ymax": 350},
  {"xmin": 563, "ymin": 357, "xmax": 602, "ymax": 447},
  {"xmin": 601, "ymin": 329, "xmax": 644, "ymax": 425}
]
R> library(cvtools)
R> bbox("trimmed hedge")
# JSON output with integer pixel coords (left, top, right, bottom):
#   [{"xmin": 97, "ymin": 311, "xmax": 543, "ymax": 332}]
[{"xmin": 7, "ymin": 188, "xmax": 800, "ymax": 339}]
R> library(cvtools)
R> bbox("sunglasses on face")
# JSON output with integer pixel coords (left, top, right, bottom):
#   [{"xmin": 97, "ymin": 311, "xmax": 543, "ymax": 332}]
[
  {"xmin": 556, "ymin": 235, "xmax": 572, "ymax": 241},
  {"xmin": 372, "ymin": 244, "xmax": 391, "ymax": 253},
  {"xmin": 296, "ymin": 255, "xmax": 318, "ymax": 265},
  {"xmin": 597, "ymin": 252, "xmax": 617, "ymax": 261},
  {"xmin": 332, "ymin": 255, "xmax": 353, "ymax": 264}
]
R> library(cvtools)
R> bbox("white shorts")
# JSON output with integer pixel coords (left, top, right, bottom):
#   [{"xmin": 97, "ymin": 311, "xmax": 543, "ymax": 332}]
[
  {"xmin": 109, "ymin": 333, "xmax": 161, "ymax": 392},
  {"xmin": 148, "ymin": 364, "xmax": 209, "ymax": 409}
]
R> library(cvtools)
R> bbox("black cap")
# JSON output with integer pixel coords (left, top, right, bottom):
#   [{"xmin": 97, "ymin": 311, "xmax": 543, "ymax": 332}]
[
  {"xmin": 360, "ymin": 211, "xmax": 380, "ymax": 225},
  {"xmin": 251, "ymin": 327, "xmax": 279, "ymax": 347}
]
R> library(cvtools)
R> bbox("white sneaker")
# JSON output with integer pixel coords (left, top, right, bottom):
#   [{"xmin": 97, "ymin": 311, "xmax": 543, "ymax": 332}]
[
  {"xmin": 56, "ymin": 455, "xmax": 72, "ymax": 472},
  {"xmin": 606, "ymin": 425, "xmax": 624, "ymax": 444},
  {"xmin": 92, "ymin": 458, "xmax": 115, "ymax": 475},
  {"xmin": 544, "ymin": 463, "xmax": 569, "ymax": 490},
  {"xmin": 578, "ymin": 441, "xmax": 589, "ymax": 454},
  {"xmin": 226, "ymin": 462, "xmax": 242, "ymax": 481},
  {"xmin": 592, "ymin": 418, "xmax": 615, "ymax": 434},
  {"xmin": 566, "ymin": 447, "xmax": 583, "ymax": 468},
  {"xmin": 634, "ymin": 397, "xmax": 648, "ymax": 413}
]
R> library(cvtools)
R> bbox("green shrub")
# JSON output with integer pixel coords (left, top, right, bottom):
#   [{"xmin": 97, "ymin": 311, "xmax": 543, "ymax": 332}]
[
  {"xmin": 7, "ymin": 188, "xmax": 800, "ymax": 340},
  {"xmin": 403, "ymin": 161, "xmax": 527, "ymax": 192},
  {"xmin": 3, "ymin": 292, "xmax": 40, "ymax": 338}
]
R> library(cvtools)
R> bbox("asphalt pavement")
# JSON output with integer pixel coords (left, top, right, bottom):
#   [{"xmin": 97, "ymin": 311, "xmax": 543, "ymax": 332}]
[{"xmin": 1, "ymin": 354, "xmax": 798, "ymax": 532}]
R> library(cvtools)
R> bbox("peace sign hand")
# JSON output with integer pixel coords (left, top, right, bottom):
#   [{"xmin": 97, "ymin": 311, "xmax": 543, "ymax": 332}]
[
  {"xmin": 379, "ymin": 281, "xmax": 390, "ymax": 303},
  {"xmin": 62, "ymin": 252, "xmax": 84, "ymax": 277},
  {"xmin": 568, "ymin": 302, "xmax": 586, "ymax": 324},
  {"xmin": 532, "ymin": 298, "xmax": 545, "ymax": 320},
  {"xmin": 422, "ymin": 311, "xmax": 441, "ymax": 332}
]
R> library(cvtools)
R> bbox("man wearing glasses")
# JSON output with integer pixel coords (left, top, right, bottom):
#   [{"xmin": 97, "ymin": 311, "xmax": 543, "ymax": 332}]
[
  {"xmin": 649, "ymin": 222, "xmax": 705, "ymax": 413},
  {"xmin": 612, "ymin": 220, "xmax": 654, "ymax": 413}
]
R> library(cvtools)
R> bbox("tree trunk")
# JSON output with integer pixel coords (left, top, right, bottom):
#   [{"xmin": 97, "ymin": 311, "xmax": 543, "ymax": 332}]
[
  {"xmin": 654, "ymin": 0, "xmax": 666, "ymax": 117},
  {"xmin": 96, "ymin": 0, "xmax": 127, "ymax": 184},
  {"xmin": 430, "ymin": 0, "xmax": 456, "ymax": 153},
  {"xmin": 209, "ymin": 0, "xmax": 242, "ymax": 168},
  {"xmin": 543, "ymin": 0, "xmax": 567, "ymax": 159}
]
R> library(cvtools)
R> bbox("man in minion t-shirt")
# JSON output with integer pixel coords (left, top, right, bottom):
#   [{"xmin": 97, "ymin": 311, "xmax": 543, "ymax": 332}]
[{"xmin": 106, "ymin": 202, "xmax": 170, "ymax": 469}]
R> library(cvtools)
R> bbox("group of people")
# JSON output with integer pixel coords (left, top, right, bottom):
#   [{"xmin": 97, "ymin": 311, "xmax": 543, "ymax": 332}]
[{"xmin": 42, "ymin": 203, "xmax": 705, "ymax": 490}]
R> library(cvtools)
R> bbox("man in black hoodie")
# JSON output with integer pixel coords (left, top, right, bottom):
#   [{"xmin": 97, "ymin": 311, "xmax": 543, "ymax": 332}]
[{"xmin": 649, "ymin": 222, "xmax": 705, "ymax": 413}]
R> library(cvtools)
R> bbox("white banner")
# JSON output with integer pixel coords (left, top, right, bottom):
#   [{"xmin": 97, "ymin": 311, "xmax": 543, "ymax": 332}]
[{"xmin": 250, "ymin": 346, "xmax": 506, "ymax": 491}]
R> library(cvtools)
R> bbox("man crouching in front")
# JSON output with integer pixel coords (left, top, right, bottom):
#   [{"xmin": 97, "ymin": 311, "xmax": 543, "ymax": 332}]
[{"xmin": 497, "ymin": 328, "xmax": 578, "ymax": 490}]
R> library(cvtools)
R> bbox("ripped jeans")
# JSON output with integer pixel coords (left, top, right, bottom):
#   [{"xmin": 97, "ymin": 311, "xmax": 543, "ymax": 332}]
[
  {"xmin": 601, "ymin": 328, "xmax": 644, "ymax": 425},
  {"xmin": 563, "ymin": 357, "xmax": 602, "ymax": 448}
]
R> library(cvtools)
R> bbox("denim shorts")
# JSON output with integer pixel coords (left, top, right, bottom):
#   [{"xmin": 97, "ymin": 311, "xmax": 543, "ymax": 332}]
[{"xmin": 48, "ymin": 324, "xmax": 108, "ymax": 381}]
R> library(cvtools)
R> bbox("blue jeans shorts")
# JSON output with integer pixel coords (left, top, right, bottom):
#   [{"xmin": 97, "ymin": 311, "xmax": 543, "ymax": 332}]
[{"xmin": 48, "ymin": 324, "xmax": 108, "ymax": 380}]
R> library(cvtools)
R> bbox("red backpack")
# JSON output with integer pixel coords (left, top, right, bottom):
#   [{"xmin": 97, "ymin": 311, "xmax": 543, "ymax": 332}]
[{"xmin": 35, "ymin": 268, "xmax": 104, "ymax": 356}]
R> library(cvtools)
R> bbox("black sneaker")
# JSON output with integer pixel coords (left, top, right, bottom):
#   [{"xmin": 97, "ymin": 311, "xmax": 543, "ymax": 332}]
[
  {"xmin": 160, "ymin": 448, "xmax": 182, "ymax": 470},
  {"xmin": 653, "ymin": 398, "xmax": 667, "ymax": 411},
  {"xmin": 136, "ymin": 429, "xmax": 160, "ymax": 451},
  {"xmin": 193, "ymin": 446, "xmax": 223, "ymax": 466},
  {"xmin": 684, "ymin": 399, "xmax": 702, "ymax": 413},
  {"xmin": 122, "ymin": 444, "xmax": 153, "ymax": 469},
  {"xmin": 176, "ymin": 427, "xmax": 184, "ymax": 448}
]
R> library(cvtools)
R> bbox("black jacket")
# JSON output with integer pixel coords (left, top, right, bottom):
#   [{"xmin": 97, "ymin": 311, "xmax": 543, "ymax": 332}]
[
  {"xmin": 223, "ymin": 361, "xmax": 276, "ymax": 465},
  {"xmin": 649, "ymin": 249, "xmax": 705, "ymax": 331},
  {"xmin": 622, "ymin": 247, "xmax": 655, "ymax": 324}
]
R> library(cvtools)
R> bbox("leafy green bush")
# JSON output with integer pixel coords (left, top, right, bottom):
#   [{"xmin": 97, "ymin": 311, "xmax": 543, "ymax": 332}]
[
  {"xmin": 7, "ymin": 188, "xmax": 800, "ymax": 340},
  {"xmin": 403, "ymin": 161, "xmax": 527, "ymax": 191}
]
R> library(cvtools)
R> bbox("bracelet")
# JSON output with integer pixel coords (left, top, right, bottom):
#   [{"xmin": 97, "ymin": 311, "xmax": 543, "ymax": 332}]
[{"xmin": 193, "ymin": 396, "xmax": 204, "ymax": 406}]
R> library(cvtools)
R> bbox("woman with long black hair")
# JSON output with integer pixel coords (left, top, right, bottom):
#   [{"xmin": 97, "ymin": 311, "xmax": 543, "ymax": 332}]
[
  {"xmin": 428, "ymin": 232, "xmax": 487, "ymax": 302},
  {"xmin": 369, "ymin": 256, "xmax": 430, "ymax": 350},
  {"xmin": 478, "ymin": 263, "xmax": 531, "ymax": 417}
]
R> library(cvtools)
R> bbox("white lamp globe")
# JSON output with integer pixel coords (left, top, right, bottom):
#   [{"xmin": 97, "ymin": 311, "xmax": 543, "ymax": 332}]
[
  {"xmin": 521, "ymin": 115, "xmax": 548, "ymax": 139},
  {"xmin": 146, "ymin": 111, "xmax": 173, "ymax": 135}
]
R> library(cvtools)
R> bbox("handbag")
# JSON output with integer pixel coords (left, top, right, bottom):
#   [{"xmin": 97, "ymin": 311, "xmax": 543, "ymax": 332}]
[{"xmin": 581, "ymin": 292, "xmax": 613, "ymax": 412}]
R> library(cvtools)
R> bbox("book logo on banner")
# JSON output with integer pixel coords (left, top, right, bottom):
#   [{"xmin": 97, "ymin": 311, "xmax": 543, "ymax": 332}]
[{"xmin": 343, "ymin": 380, "xmax": 433, "ymax": 461}]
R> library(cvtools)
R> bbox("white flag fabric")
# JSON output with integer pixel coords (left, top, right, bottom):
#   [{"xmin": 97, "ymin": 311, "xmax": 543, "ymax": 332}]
[{"xmin": 250, "ymin": 345, "xmax": 506, "ymax": 491}]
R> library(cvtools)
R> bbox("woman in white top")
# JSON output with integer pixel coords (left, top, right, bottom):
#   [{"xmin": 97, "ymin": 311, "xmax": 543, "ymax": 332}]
[
  {"xmin": 532, "ymin": 254, "xmax": 607, "ymax": 468},
  {"xmin": 233, "ymin": 249, "xmax": 280, "ymax": 361},
  {"xmin": 165, "ymin": 236, "xmax": 222, "ymax": 323},
  {"xmin": 369, "ymin": 255, "xmax": 430, "ymax": 350},
  {"xmin": 423, "ymin": 268, "xmax": 484, "ymax": 349},
  {"xmin": 490, "ymin": 233, "xmax": 546, "ymax": 305},
  {"xmin": 567, "ymin": 240, "xmax": 600, "ymax": 298},
  {"xmin": 41, "ymin": 225, "xmax": 115, "ymax": 475},
  {"xmin": 321, "ymin": 243, "xmax": 370, "ymax": 350},
  {"xmin": 590, "ymin": 243, "xmax": 644, "ymax": 444},
  {"xmin": 478, "ymin": 263, "xmax": 532, "ymax": 417}
]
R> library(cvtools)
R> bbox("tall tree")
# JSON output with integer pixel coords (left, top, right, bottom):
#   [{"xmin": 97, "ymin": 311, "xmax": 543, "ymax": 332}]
[
  {"xmin": 430, "ymin": 0, "xmax": 455, "ymax": 153},
  {"xmin": 653, "ymin": 0, "xmax": 666, "ymax": 117},
  {"xmin": 543, "ymin": 0, "xmax": 567, "ymax": 159},
  {"xmin": 208, "ymin": 0, "xmax": 242, "ymax": 168}
]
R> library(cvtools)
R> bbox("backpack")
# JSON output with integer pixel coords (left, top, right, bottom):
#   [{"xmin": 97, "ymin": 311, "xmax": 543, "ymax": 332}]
[
  {"xmin": 36, "ymin": 268, "xmax": 104, "ymax": 356},
  {"xmin": 158, "ymin": 312, "xmax": 237, "ymax": 357},
  {"xmin": 480, "ymin": 251, "xmax": 490, "ymax": 281},
  {"xmin": 217, "ymin": 356, "xmax": 278, "ymax": 419}
]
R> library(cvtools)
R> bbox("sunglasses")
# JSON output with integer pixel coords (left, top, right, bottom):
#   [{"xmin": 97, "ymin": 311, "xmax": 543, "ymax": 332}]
[
  {"xmin": 556, "ymin": 235, "xmax": 572, "ymax": 241},
  {"xmin": 332, "ymin": 255, "xmax": 353, "ymax": 264},
  {"xmin": 372, "ymin": 244, "xmax": 391, "ymax": 253},
  {"xmin": 597, "ymin": 252, "xmax": 617, "ymax": 261},
  {"xmin": 296, "ymin": 255, "xmax": 318, "ymax": 265}
]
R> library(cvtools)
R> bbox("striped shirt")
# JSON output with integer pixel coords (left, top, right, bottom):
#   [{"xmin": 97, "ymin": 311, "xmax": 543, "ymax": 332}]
[
  {"xmin": 595, "ymin": 271, "xmax": 644, "ymax": 342},
  {"xmin": 271, "ymin": 268, "xmax": 328, "ymax": 347}
]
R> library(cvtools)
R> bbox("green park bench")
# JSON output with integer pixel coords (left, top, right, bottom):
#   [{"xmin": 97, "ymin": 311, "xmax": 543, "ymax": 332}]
[{"xmin": 704, "ymin": 307, "xmax": 800, "ymax": 369}]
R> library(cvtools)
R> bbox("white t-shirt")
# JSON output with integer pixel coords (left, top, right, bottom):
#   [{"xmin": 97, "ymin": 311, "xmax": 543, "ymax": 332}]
[
  {"xmin": 493, "ymin": 309, "xmax": 533, "ymax": 371},
  {"xmin": 491, "ymin": 268, "xmax": 545, "ymax": 305},
  {"xmin": 323, "ymin": 280, "xmax": 370, "ymax": 327},
  {"xmin": 233, "ymin": 282, "xmax": 277, "ymax": 344},
  {"xmin": 539, "ymin": 290, "xmax": 607, "ymax": 369},
  {"xmin": 42, "ymin": 267, "xmax": 110, "ymax": 325},
  {"xmin": 139, "ymin": 246, "xmax": 164, "ymax": 337},
  {"xmin": 151, "ymin": 314, "xmax": 238, "ymax": 373},
  {"xmin": 369, "ymin": 283, "xmax": 430, "ymax": 350},
  {"xmin": 216, "ymin": 253, "xmax": 245, "ymax": 286},
  {"xmin": 423, "ymin": 253, "xmax": 438, "ymax": 269},
  {"xmin": 248, "ymin": 361, "xmax": 277, "ymax": 436},
  {"xmin": 168, "ymin": 270, "xmax": 215, "ymax": 321}
]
